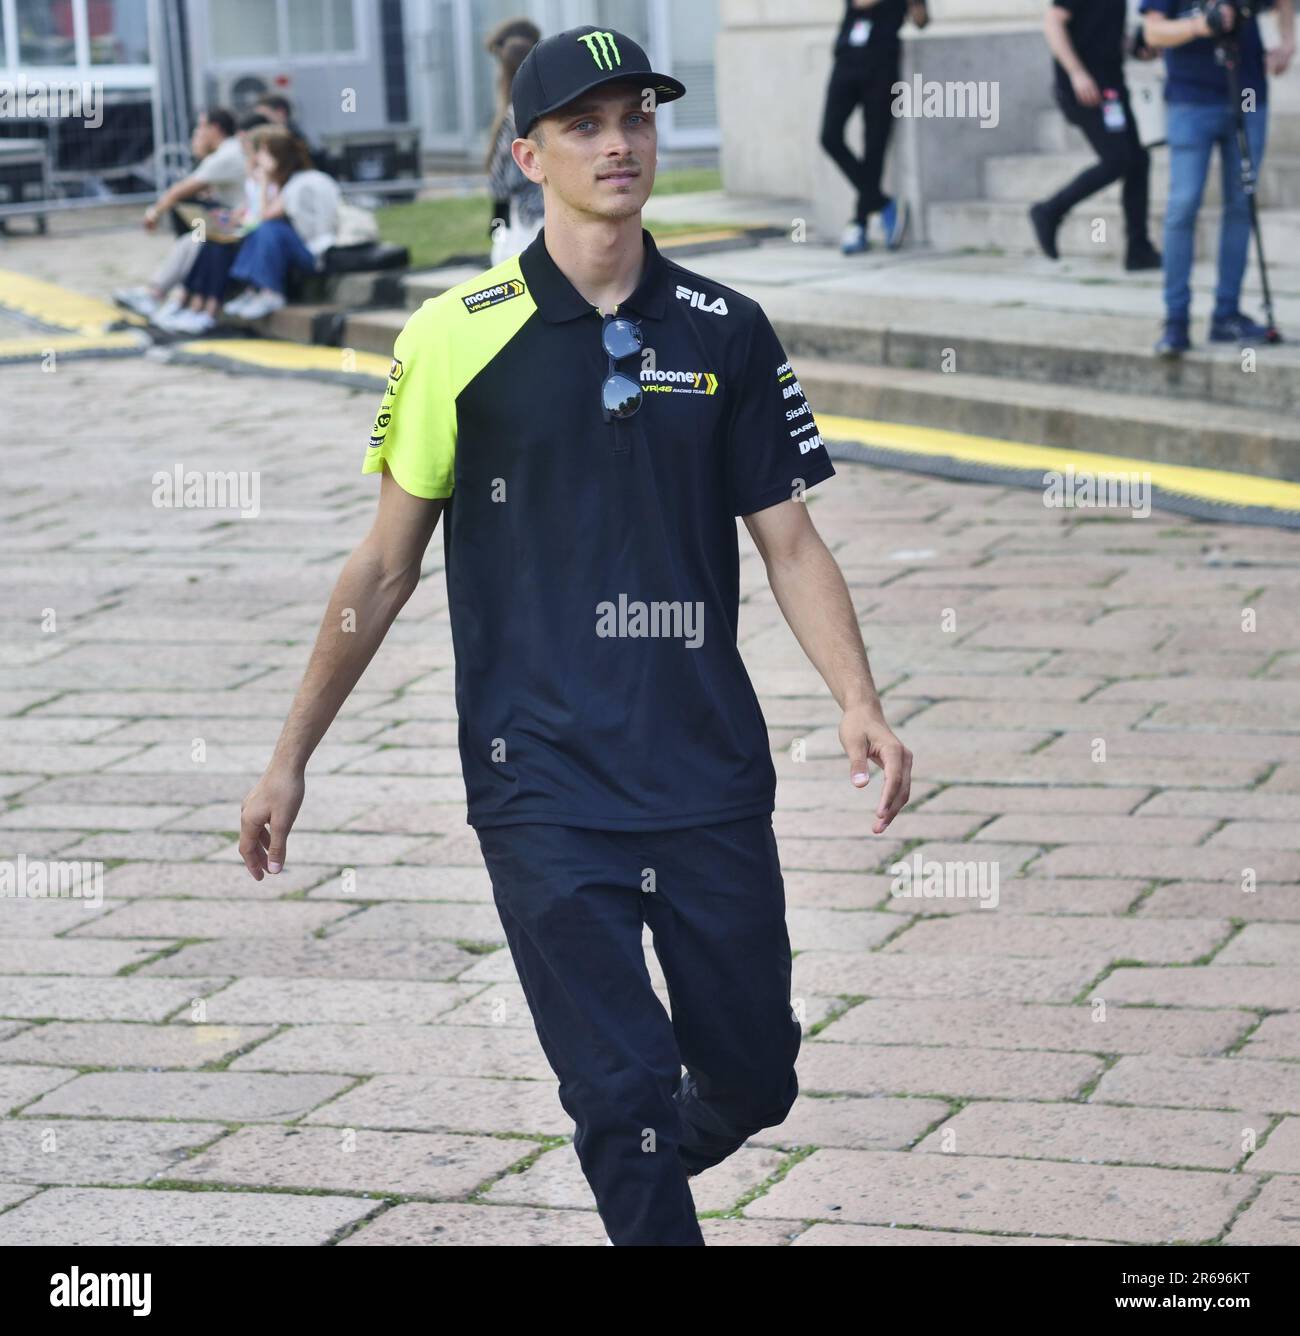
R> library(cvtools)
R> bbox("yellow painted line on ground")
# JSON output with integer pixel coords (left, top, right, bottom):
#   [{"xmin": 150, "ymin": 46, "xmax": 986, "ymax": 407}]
[
  {"xmin": 173, "ymin": 338, "xmax": 392, "ymax": 379},
  {"xmin": 819, "ymin": 412, "xmax": 1300, "ymax": 515},
  {"xmin": 654, "ymin": 228, "xmax": 744, "ymax": 247},
  {"xmin": 0, "ymin": 269, "xmax": 142, "ymax": 335},
  {"xmin": 0, "ymin": 331, "xmax": 144, "ymax": 360}
]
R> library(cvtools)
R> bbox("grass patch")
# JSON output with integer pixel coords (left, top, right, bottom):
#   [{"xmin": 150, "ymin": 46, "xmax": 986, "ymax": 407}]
[{"xmin": 376, "ymin": 168, "xmax": 729, "ymax": 270}]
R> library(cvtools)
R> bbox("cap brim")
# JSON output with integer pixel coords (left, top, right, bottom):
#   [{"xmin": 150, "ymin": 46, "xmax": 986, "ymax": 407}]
[{"xmin": 532, "ymin": 71, "xmax": 686, "ymax": 127}]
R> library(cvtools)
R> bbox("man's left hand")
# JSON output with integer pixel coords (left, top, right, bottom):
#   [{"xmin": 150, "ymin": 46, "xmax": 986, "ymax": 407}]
[
  {"xmin": 1268, "ymin": 40, "xmax": 1295, "ymax": 76},
  {"xmin": 840, "ymin": 705, "xmax": 913, "ymax": 835}
]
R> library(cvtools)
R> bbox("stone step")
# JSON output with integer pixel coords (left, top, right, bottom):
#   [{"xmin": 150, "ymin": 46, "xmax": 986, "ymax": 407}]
[
  {"xmin": 797, "ymin": 358, "xmax": 1300, "ymax": 482},
  {"xmin": 984, "ymin": 149, "xmax": 1300, "ymax": 210},
  {"xmin": 1035, "ymin": 106, "xmax": 1300, "ymax": 156},
  {"xmin": 773, "ymin": 304, "xmax": 1300, "ymax": 418},
  {"xmin": 928, "ymin": 198, "xmax": 1300, "ymax": 259},
  {"xmin": 338, "ymin": 307, "xmax": 408, "ymax": 357}
]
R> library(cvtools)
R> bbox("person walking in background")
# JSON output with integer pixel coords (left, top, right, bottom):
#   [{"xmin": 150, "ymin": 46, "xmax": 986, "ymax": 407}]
[
  {"xmin": 485, "ymin": 21, "xmax": 545, "ymax": 264},
  {"xmin": 820, "ymin": 0, "xmax": 929, "ymax": 254},
  {"xmin": 1029, "ymin": 0, "xmax": 1162, "ymax": 271},
  {"xmin": 224, "ymin": 128, "xmax": 342, "ymax": 322},
  {"xmin": 1142, "ymin": 0, "xmax": 1295, "ymax": 358}
]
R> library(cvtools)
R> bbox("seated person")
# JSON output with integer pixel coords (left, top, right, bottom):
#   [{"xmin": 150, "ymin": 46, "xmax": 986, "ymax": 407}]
[{"xmin": 224, "ymin": 128, "xmax": 342, "ymax": 321}]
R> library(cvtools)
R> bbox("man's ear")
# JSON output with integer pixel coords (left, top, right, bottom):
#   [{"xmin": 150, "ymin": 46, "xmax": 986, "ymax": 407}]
[{"xmin": 512, "ymin": 135, "xmax": 545, "ymax": 185}]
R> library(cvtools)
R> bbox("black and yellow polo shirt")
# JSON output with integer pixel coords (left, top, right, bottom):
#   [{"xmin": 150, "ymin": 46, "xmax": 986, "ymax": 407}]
[{"xmin": 362, "ymin": 226, "xmax": 836, "ymax": 831}]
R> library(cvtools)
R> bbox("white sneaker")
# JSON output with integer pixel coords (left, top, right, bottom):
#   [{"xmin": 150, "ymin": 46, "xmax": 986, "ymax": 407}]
[
  {"xmin": 236, "ymin": 290, "xmax": 287, "ymax": 321},
  {"xmin": 165, "ymin": 308, "xmax": 216, "ymax": 336},
  {"xmin": 222, "ymin": 291, "xmax": 257, "ymax": 318},
  {"xmin": 149, "ymin": 298, "xmax": 184, "ymax": 329},
  {"xmin": 114, "ymin": 286, "xmax": 159, "ymax": 318}
]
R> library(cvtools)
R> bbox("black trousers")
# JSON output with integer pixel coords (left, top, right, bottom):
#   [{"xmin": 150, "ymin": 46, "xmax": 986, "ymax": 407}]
[
  {"xmin": 820, "ymin": 53, "xmax": 899, "ymax": 223},
  {"xmin": 1041, "ymin": 82, "xmax": 1153, "ymax": 249},
  {"xmin": 475, "ymin": 815, "xmax": 802, "ymax": 1246}
]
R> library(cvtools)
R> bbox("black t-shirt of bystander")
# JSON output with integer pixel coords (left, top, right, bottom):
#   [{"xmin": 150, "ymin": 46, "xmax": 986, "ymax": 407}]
[
  {"xmin": 834, "ymin": 0, "xmax": 910, "ymax": 66},
  {"xmin": 1050, "ymin": 0, "xmax": 1129, "ymax": 98}
]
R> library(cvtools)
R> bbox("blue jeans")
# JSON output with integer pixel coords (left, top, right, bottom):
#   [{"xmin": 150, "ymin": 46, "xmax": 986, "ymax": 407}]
[
  {"xmin": 229, "ymin": 217, "xmax": 319, "ymax": 296},
  {"xmin": 475, "ymin": 815, "xmax": 801, "ymax": 1245},
  {"xmin": 1163, "ymin": 99, "xmax": 1268, "ymax": 324}
]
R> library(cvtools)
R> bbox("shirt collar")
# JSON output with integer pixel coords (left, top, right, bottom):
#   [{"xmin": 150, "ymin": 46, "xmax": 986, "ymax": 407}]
[{"xmin": 519, "ymin": 224, "xmax": 668, "ymax": 324}]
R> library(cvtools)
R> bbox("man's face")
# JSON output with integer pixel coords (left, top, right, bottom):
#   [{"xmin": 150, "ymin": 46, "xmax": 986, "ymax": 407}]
[
  {"xmin": 192, "ymin": 115, "xmax": 215, "ymax": 157},
  {"xmin": 257, "ymin": 102, "xmax": 288, "ymax": 126},
  {"xmin": 519, "ymin": 82, "xmax": 656, "ymax": 221}
]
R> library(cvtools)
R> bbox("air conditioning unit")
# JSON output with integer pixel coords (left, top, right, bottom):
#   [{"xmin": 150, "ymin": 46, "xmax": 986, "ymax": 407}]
[{"xmin": 206, "ymin": 71, "xmax": 277, "ymax": 115}]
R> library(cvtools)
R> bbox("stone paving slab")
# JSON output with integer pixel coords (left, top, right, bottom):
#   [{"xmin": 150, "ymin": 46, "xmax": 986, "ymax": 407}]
[
  {"xmin": 299, "ymin": 1074, "xmax": 570, "ymax": 1138},
  {"xmin": 21, "ymin": 1071, "xmax": 355, "ymax": 1122},
  {"xmin": 226, "ymin": 1022, "xmax": 552, "ymax": 1079},
  {"xmin": 912, "ymin": 1101, "xmax": 1265, "ymax": 1171},
  {"xmin": 0, "ymin": 1186, "xmax": 373, "ymax": 1246},
  {"xmin": 175, "ymin": 1124, "xmax": 540, "ymax": 1197},
  {"xmin": 134, "ymin": 935, "xmax": 476, "ymax": 982},
  {"xmin": 0, "ymin": 1118, "xmax": 227, "ymax": 1184},
  {"xmin": 742, "ymin": 1149, "xmax": 1253, "ymax": 1243},
  {"xmin": 0, "ymin": 976, "xmax": 231, "ymax": 1023},
  {"xmin": 815, "ymin": 999, "xmax": 1254, "ymax": 1057},
  {"xmin": 797, "ymin": 1041, "xmax": 1101, "ymax": 1101},
  {"xmin": 0, "ymin": 1021, "xmax": 272, "ymax": 1069}
]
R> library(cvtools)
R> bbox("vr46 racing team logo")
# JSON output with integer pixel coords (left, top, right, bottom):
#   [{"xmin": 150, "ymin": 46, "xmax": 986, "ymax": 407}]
[
  {"xmin": 578, "ymin": 30, "xmax": 621, "ymax": 69},
  {"xmin": 641, "ymin": 367, "xmax": 719, "ymax": 397},
  {"xmin": 462, "ymin": 279, "xmax": 525, "ymax": 314}
]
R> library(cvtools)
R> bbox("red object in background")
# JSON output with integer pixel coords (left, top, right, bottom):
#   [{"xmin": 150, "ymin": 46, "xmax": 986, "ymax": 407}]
[{"xmin": 86, "ymin": 0, "xmax": 116, "ymax": 38}]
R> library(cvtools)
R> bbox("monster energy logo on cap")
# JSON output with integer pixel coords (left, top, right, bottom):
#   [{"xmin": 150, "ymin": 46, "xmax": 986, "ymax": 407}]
[{"xmin": 578, "ymin": 30, "xmax": 621, "ymax": 70}]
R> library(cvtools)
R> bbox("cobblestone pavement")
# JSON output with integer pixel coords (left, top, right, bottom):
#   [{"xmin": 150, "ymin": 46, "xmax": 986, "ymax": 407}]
[{"xmin": 2, "ymin": 336, "xmax": 1300, "ymax": 1246}]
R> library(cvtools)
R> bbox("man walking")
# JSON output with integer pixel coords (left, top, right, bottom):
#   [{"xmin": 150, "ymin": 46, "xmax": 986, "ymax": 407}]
[
  {"xmin": 1029, "ymin": 0, "xmax": 1162, "ymax": 270},
  {"xmin": 239, "ymin": 24, "xmax": 913, "ymax": 1247},
  {"xmin": 1141, "ymin": 0, "xmax": 1295, "ymax": 357},
  {"xmin": 820, "ymin": 0, "xmax": 929, "ymax": 253}
]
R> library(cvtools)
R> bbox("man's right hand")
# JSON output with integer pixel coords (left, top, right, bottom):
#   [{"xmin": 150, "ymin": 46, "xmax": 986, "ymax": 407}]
[
  {"xmin": 1071, "ymin": 69, "xmax": 1102, "ymax": 107},
  {"xmin": 239, "ymin": 766, "xmax": 305, "ymax": 878},
  {"xmin": 1199, "ymin": 2, "xmax": 1235, "ymax": 38}
]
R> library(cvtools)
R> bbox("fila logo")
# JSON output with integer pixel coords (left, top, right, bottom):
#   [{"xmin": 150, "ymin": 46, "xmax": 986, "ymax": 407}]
[
  {"xmin": 578, "ymin": 30, "xmax": 621, "ymax": 70},
  {"xmin": 675, "ymin": 284, "xmax": 728, "ymax": 316}
]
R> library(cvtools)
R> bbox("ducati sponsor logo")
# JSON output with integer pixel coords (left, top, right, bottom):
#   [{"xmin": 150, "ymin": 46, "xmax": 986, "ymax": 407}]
[
  {"xmin": 462, "ymin": 279, "xmax": 525, "ymax": 313},
  {"xmin": 675, "ymin": 284, "xmax": 728, "ymax": 316}
]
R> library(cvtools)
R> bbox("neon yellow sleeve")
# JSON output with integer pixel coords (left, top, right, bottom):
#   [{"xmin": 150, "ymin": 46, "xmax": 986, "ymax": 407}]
[{"xmin": 361, "ymin": 301, "xmax": 456, "ymax": 500}]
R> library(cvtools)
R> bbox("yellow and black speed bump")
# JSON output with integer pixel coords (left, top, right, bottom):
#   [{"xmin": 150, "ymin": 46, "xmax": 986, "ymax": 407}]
[
  {"xmin": 162, "ymin": 339, "xmax": 391, "ymax": 390},
  {"xmin": 0, "ymin": 269, "xmax": 146, "ymax": 336},
  {"xmin": 0, "ymin": 330, "xmax": 149, "ymax": 365},
  {"xmin": 819, "ymin": 414, "xmax": 1300, "ymax": 532}
]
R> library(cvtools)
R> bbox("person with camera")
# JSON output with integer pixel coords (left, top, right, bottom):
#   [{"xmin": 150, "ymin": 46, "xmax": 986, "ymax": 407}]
[
  {"xmin": 1029, "ymin": 1, "xmax": 1162, "ymax": 271},
  {"xmin": 820, "ymin": 0, "xmax": 930, "ymax": 254},
  {"xmin": 1141, "ymin": 0, "xmax": 1295, "ymax": 357}
]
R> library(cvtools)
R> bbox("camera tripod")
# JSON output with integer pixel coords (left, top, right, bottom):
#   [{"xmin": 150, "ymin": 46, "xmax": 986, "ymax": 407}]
[{"xmin": 1212, "ymin": 2, "xmax": 1283, "ymax": 342}]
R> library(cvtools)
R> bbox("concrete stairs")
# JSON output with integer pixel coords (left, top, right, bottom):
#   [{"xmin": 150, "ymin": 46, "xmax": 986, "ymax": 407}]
[{"xmin": 930, "ymin": 106, "xmax": 1300, "ymax": 260}]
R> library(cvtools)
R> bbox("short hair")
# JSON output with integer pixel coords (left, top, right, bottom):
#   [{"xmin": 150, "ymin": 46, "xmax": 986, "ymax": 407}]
[
  {"xmin": 237, "ymin": 110, "xmax": 271, "ymax": 132},
  {"xmin": 255, "ymin": 93, "xmax": 292, "ymax": 117},
  {"xmin": 203, "ymin": 107, "xmax": 237, "ymax": 138}
]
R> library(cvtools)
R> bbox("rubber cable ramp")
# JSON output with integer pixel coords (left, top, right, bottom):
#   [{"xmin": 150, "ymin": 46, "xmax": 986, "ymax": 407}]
[{"xmin": 819, "ymin": 414, "xmax": 1300, "ymax": 532}]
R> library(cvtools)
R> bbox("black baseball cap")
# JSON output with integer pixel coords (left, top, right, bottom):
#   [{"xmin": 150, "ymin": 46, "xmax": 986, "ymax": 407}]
[{"xmin": 512, "ymin": 24, "xmax": 686, "ymax": 139}]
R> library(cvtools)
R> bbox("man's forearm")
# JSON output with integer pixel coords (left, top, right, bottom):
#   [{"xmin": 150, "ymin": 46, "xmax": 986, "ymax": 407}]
[
  {"xmin": 269, "ymin": 542, "xmax": 418, "ymax": 772},
  {"xmin": 1144, "ymin": 12, "xmax": 1211, "ymax": 47},
  {"xmin": 1044, "ymin": 11, "xmax": 1086, "ymax": 78},
  {"xmin": 1278, "ymin": 0, "xmax": 1295, "ymax": 44},
  {"xmin": 761, "ymin": 533, "xmax": 885, "ymax": 716}
]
